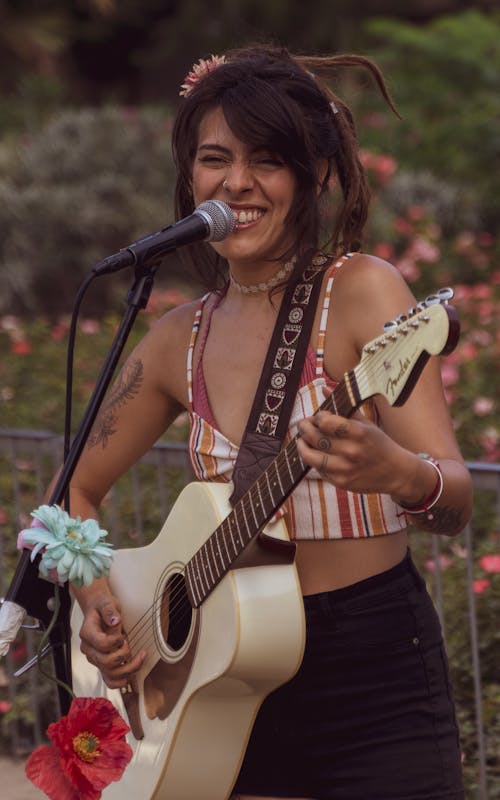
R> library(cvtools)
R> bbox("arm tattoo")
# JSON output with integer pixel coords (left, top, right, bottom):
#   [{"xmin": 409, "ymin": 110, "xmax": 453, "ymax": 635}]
[
  {"xmin": 415, "ymin": 504, "xmax": 464, "ymax": 536},
  {"xmin": 87, "ymin": 359, "xmax": 144, "ymax": 449}
]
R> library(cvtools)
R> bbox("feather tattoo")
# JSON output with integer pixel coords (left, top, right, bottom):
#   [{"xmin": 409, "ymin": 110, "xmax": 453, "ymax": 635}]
[{"xmin": 87, "ymin": 359, "xmax": 144, "ymax": 449}]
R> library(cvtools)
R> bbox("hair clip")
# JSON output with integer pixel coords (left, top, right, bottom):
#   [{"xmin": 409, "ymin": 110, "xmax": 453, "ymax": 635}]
[
  {"xmin": 179, "ymin": 54, "xmax": 226, "ymax": 97},
  {"xmin": 330, "ymin": 101, "xmax": 339, "ymax": 115}
]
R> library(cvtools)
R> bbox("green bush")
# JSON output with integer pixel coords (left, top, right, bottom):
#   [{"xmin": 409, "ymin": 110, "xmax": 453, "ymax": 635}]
[
  {"xmin": 0, "ymin": 106, "xmax": 179, "ymax": 317},
  {"xmin": 361, "ymin": 10, "xmax": 500, "ymax": 233}
]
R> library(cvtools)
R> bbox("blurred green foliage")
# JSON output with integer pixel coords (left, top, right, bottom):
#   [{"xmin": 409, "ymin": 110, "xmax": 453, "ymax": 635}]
[
  {"xmin": 0, "ymin": 107, "xmax": 179, "ymax": 316},
  {"xmin": 0, "ymin": 10, "xmax": 498, "ymax": 316},
  {"xmin": 362, "ymin": 11, "xmax": 500, "ymax": 231},
  {"xmin": 0, "ymin": 3, "xmax": 499, "ymax": 794}
]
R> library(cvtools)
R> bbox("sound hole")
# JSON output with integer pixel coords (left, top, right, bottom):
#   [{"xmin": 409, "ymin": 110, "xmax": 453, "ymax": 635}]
[{"xmin": 161, "ymin": 571, "xmax": 192, "ymax": 653}]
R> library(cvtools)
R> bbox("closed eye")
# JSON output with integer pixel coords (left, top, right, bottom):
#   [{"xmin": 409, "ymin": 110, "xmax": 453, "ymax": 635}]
[
  {"xmin": 256, "ymin": 158, "xmax": 285, "ymax": 166},
  {"xmin": 198, "ymin": 155, "xmax": 227, "ymax": 165}
]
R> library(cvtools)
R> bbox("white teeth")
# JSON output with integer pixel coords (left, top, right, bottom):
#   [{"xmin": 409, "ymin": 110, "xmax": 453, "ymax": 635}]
[{"xmin": 234, "ymin": 209, "xmax": 262, "ymax": 224}]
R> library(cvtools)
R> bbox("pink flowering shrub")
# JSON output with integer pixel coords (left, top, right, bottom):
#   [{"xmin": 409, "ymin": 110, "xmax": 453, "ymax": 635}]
[
  {"xmin": 0, "ymin": 287, "xmax": 192, "ymax": 433},
  {"xmin": 361, "ymin": 156, "xmax": 500, "ymax": 464},
  {"xmin": 411, "ymin": 527, "xmax": 500, "ymax": 794},
  {"xmin": 359, "ymin": 146, "xmax": 500, "ymax": 792},
  {"xmin": 1, "ymin": 134, "xmax": 499, "ymax": 791}
]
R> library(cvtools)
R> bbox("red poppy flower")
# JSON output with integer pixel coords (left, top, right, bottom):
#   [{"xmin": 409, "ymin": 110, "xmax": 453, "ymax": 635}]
[{"xmin": 26, "ymin": 697, "xmax": 133, "ymax": 800}]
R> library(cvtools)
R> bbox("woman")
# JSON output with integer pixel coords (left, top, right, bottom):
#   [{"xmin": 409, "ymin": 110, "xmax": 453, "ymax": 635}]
[{"xmin": 69, "ymin": 46, "xmax": 472, "ymax": 799}]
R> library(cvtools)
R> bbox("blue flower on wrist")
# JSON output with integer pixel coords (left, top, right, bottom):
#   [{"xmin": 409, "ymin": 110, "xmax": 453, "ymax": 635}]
[{"xmin": 18, "ymin": 504, "xmax": 114, "ymax": 587}]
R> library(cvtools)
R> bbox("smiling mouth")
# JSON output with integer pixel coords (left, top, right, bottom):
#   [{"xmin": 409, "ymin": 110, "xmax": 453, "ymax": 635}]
[{"xmin": 232, "ymin": 208, "xmax": 264, "ymax": 226}]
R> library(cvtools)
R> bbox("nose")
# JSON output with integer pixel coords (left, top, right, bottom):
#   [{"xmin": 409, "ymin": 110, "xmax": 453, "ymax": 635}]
[{"xmin": 222, "ymin": 161, "xmax": 254, "ymax": 194}]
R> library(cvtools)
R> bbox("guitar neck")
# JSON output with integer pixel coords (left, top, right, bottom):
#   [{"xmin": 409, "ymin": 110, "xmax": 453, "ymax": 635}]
[
  {"xmin": 184, "ymin": 292, "xmax": 458, "ymax": 607},
  {"xmin": 184, "ymin": 375, "xmax": 358, "ymax": 607}
]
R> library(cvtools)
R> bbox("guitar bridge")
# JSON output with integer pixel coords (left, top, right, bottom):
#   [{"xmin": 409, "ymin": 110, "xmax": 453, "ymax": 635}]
[{"xmin": 120, "ymin": 682, "xmax": 144, "ymax": 740}]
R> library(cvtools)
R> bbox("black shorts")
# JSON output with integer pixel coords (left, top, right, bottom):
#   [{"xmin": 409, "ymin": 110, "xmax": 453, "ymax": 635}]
[{"xmin": 232, "ymin": 550, "xmax": 464, "ymax": 800}]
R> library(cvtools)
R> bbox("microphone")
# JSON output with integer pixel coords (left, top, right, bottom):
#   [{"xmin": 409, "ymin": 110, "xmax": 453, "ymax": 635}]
[{"xmin": 93, "ymin": 199, "xmax": 235, "ymax": 275}]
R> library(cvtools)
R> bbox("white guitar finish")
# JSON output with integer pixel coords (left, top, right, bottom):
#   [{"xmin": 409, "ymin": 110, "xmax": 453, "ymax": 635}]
[
  {"xmin": 71, "ymin": 482, "xmax": 305, "ymax": 800},
  {"xmin": 71, "ymin": 291, "xmax": 458, "ymax": 799}
]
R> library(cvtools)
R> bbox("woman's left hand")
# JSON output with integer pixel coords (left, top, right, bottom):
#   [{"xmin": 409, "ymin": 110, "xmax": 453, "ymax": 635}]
[{"xmin": 297, "ymin": 408, "xmax": 406, "ymax": 497}]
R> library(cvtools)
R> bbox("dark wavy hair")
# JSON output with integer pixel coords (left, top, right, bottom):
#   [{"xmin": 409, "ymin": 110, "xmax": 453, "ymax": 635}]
[{"xmin": 171, "ymin": 44, "xmax": 398, "ymax": 289}]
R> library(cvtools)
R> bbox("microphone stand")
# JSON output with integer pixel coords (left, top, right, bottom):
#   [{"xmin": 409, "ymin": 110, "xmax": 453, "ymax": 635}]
[{"xmin": 5, "ymin": 264, "xmax": 159, "ymax": 714}]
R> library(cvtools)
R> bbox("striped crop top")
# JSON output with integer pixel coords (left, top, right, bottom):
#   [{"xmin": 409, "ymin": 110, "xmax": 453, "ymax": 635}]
[{"xmin": 186, "ymin": 256, "xmax": 407, "ymax": 541}]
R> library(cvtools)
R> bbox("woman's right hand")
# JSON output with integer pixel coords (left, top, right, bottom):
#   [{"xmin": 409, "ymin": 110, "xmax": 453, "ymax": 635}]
[{"xmin": 78, "ymin": 594, "xmax": 146, "ymax": 689}]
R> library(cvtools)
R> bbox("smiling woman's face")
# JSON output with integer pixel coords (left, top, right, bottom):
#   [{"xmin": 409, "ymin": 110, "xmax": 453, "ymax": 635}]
[{"xmin": 192, "ymin": 106, "xmax": 297, "ymax": 272}]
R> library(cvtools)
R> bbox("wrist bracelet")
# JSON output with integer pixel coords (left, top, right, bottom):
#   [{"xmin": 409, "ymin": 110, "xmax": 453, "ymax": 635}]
[{"xmin": 396, "ymin": 453, "xmax": 444, "ymax": 522}]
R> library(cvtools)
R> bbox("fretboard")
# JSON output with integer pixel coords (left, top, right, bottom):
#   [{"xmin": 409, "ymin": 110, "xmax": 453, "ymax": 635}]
[{"xmin": 185, "ymin": 370, "xmax": 359, "ymax": 607}]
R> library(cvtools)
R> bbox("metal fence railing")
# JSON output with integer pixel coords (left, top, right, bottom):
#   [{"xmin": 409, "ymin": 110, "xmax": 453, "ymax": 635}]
[{"xmin": 0, "ymin": 429, "xmax": 498, "ymax": 798}]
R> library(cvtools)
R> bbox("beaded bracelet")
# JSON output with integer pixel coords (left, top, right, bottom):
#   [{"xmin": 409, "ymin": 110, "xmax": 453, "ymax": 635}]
[{"xmin": 396, "ymin": 453, "xmax": 444, "ymax": 522}]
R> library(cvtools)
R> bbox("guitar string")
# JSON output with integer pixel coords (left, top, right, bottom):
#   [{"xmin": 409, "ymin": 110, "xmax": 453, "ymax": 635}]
[
  {"xmin": 122, "ymin": 354, "xmax": 409, "ymax": 656},
  {"xmin": 123, "ymin": 384, "xmax": 398, "ymax": 656},
  {"xmin": 123, "ymin": 446, "xmax": 303, "ymax": 655},
  {"xmin": 123, "ymin": 437, "xmax": 309, "ymax": 656},
  {"xmin": 121, "ymin": 317, "xmax": 439, "ymax": 657}
]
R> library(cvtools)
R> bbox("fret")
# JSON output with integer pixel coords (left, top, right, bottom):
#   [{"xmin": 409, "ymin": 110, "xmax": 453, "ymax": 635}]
[
  {"xmin": 247, "ymin": 489, "xmax": 260, "ymax": 530},
  {"xmin": 345, "ymin": 370, "xmax": 358, "ymax": 409},
  {"xmin": 204, "ymin": 540, "xmax": 216, "ymax": 585},
  {"xmin": 326, "ymin": 388, "xmax": 339, "ymax": 415},
  {"xmin": 223, "ymin": 516, "xmax": 237, "ymax": 557},
  {"xmin": 218, "ymin": 523, "xmax": 232, "ymax": 563},
  {"xmin": 256, "ymin": 477, "xmax": 271, "ymax": 520},
  {"xmin": 184, "ymin": 563, "xmax": 198, "ymax": 607},
  {"xmin": 214, "ymin": 527, "xmax": 227, "ymax": 571},
  {"xmin": 270, "ymin": 460, "xmax": 287, "ymax": 509},
  {"xmin": 287, "ymin": 442, "xmax": 305, "ymax": 490},
  {"xmin": 208, "ymin": 534, "xmax": 218, "ymax": 572},
  {"xmin": 327, "ymin": 381, "xmax": 352, "ymax": 418},
  {"xmin": 235, "ymin": 502, "xmax": 252, "ymax": 545},
  {"xmin": 191, "ymin": 558, "xmax": 202, "ymax": 606},
  {"xmin": 286, "ymin": 442, "xmax": 305, "ymax": 486},
  {"xmin": 229, "ymin": 512, "xmax": 245, "ymax": 553},
  {"xmin": 283, "ymin": 446, "xmax": 295, "ymax": 483},
  {"xmin": 274, "ymin": 457, "xmax": 286, "ymax": 497},
  {"xmin": 265, "ymin": 467, "xmax": 278, "ymax": 506},
  {"xmin": 196, "ymin": 549, "xmax": 210, "ymax": 595}
]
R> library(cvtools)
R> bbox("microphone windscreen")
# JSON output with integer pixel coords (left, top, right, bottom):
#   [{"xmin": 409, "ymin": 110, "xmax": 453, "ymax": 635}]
[{"xmin": 196, "ymin": 200, "xmax": 235, "ymax": 241}]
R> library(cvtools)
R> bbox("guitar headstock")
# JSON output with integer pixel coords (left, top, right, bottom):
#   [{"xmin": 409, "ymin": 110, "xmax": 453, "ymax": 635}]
[{"xmin": 355, "ymin": 288, "xmax": 459, "ymax": 407}]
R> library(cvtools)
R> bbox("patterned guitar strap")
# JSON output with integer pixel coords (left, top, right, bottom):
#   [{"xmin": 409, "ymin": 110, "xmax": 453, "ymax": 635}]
[{"xmin": 229, "ymin": 253, "xmax": 332, "ymax": 506}]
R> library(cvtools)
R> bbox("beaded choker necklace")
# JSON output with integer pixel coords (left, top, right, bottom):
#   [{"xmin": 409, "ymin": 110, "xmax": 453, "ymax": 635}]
[{"xmin": 229, "ymin": 260, "xmax": 295, "ymax": 294}]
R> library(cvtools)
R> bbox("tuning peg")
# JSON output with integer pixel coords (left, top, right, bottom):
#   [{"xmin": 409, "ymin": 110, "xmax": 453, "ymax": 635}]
[
  {"xmin": 425, "ymin": 287, "xmax": 454, "ymax": 307},
  {"xmin": 408, "ymin": 301, "xmax": 428, "ymax": 316},
  {"xmin": 383, "ymin": 320, "xmax": 398, "ymax": 332},
  {"xmin": 437, "ymin": 287, "xmax": 454, "ymax": 302}
]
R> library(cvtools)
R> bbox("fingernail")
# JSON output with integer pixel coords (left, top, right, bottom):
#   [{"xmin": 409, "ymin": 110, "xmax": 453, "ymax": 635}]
[{"xmin": 109, "ymin": 615, "xmax": 119, "ymax": 626}]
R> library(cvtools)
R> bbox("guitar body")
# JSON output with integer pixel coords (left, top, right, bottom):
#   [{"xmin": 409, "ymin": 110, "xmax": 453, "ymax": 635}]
[
  {"xmin": 69, "ymin": 292, "xmax": 459, "ymax": 799},
  {"xmin": 71, "ymin": 481, "xmax": 306, "ymax": 800}
]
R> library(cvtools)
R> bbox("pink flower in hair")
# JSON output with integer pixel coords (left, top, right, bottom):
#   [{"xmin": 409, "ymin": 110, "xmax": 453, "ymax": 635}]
[{"xmin": 179, "ymin": 55, "xmax": 226, "ymax": 96}]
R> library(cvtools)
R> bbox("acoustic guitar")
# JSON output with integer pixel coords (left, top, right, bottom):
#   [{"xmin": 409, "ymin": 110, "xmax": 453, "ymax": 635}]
[{"xmin": 71, "ymin": 289, "xmax": 459, "ymax": 799}]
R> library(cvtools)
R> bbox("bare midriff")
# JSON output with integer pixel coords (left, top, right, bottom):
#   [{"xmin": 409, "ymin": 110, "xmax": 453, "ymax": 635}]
[{"xmin": 294, "ymin": 530, "xmax": 409, "ymax": 596}]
